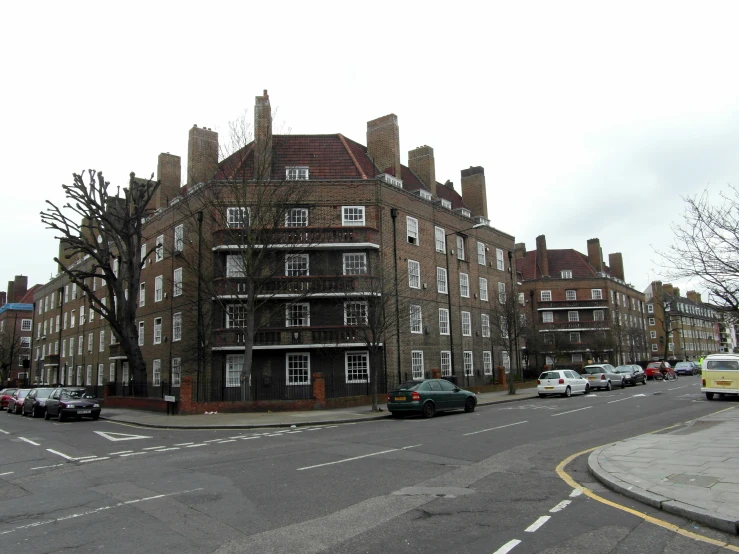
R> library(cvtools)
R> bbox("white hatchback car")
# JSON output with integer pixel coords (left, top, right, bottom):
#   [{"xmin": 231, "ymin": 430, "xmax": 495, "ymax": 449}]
[{"xmin": 537, "ymin": 369, "xmax": 590, "ymax": 398}]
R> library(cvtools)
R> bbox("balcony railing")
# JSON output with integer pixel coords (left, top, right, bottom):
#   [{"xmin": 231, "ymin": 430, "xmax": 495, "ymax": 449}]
[
  {"xmin": 212, "ymin": 326, "xmax": 365, "ymax": 348},
  {"xmin": 213, "ymin": 227, "xmax": 380, "ymax": 248},
  {"xmin": 539, "ymin": 321, "xmax": 612, "ymax": 331},
  {"xmin": 214, "ymin": 275, "xmax": 377, "ymax": 296},
  {"xmin": 537, "ymin": 300, "xmax": 609, "ymax": 310}
]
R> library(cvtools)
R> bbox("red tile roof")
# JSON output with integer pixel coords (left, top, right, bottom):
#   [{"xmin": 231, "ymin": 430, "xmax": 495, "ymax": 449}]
[{"xmin": 519, "ymin": 249, "xmax": 614, "ymax": 280}]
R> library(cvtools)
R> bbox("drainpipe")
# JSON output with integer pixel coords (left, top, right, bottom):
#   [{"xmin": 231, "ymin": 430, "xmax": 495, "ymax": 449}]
[{"xmin": 390, "ymin": 208, "xmax": 402, "ymax": 386}]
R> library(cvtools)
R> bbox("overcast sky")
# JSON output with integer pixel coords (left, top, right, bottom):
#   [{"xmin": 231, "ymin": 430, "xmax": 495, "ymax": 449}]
[{"xmin": 2, "ymin": 1, "xmax": 737, "ymax": 301}]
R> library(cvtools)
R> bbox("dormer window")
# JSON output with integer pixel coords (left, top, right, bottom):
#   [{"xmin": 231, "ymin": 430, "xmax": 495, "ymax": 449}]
[
  {"xmin": 286, "ymin": 166, "xmax": 309, "ymax": 180},
  {"xmin": 418, "ymin": 190, "xmax": 432, "ymax": 200},
  {"xmin": 561, "ymin": 270, "xmax": 573, "ymax": 279},
  {"xmin": 440, "ymin": 199, "xmax": 452, "ymax": 209}
]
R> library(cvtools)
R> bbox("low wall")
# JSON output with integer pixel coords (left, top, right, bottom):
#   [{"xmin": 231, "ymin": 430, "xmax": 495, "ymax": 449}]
[{"xmin": 103, "ymin": 396, "xmax": 169, "ymax": 413}]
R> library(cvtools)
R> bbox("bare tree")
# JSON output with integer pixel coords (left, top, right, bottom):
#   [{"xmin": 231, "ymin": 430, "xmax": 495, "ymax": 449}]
[
  {"xmin": 489, "ymin": 284, "xmax": 528, "ymax": 394},
  {"xmin": 0, "ymin": 325, "xmax": 21, "ymax": 383},
  {"xmin": 41, "ymin": 171, "xmax": 159, "ymax": 389}
]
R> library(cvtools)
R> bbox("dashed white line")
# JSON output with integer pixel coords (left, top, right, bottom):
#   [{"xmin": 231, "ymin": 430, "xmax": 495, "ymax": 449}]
[
  {"xmin": 79, "ymin": 457, "xmax": 109, "ymax": 463},
  {"xmin": 74, "ymin": 455, "xmax": 97, "ymax": 460},
  {"xmin": 551, "ymin": 406, "xmax": 592, "ymax": 417},
  {"xmin": 217, "ymin": 439, "xmax": 236, "ymax": 443},
  {"xmin": 570, "ymin": 489, "xmax": 583, "ymax": 497},
  {"xmin": 173, "ymin": 442, "xmax": 194, "ymax": 446},
  {"xmin": 185, "ymin": 444, "xmax": 206, "ymax": 448},
  {"xmin": 18, "ymin": 437, "xmax": 40, "ymax": 446},
  {"xmin": 108, "ymin": 450, "xmax": 134, "ymax": 455},
  {"xmin": 463, "ymin": 420, "xmax": 528, "ymax": 437},
  {"xmin": 30, "ymin": 464, "xmax": 65, "ymax": 470},
  {"xmin": 297, "ymin": 445, "xmax": 420, "ymax": 471},
  {"xmin": 152, "ymin": 447, "xmax": 180, "ymax": 452},
  {"xmin": 202, "ymin": 439, "xmax": 225, "ymax": 443},
  {"xmin": 525, "ymin": 515, "xmax": 551, "ymax": 532},
  {"xmin": 47, "ymin": 449, "xmax": 76, "ymax": 460},
  {"xmin": 239, "ymin": 436, "xmax": 259, "ymax": 440},
  {"xmin": 550, "ymin": 500, "xmax": 572, "ymax": 512},
  {"xmin": 607, "ymin": 397, "xmax": 634, "ymax": 404},
  {"xmin": 0, "ymin": 428, "xmax": 10, "ymax": 434},
  {"xmin": 0, "ymin": 471, "xmax": 14, "ymax": 476},
  {"xmin": 142, "ymin": 446, "xmax": 167, "ymax": 450},
  {"xmin": 120, "ymin": 452, "xmax": 147, "ymax": 457},
  {"xmin": 493, "ymin": 539, "xmax": 521, "ymax": 553}
]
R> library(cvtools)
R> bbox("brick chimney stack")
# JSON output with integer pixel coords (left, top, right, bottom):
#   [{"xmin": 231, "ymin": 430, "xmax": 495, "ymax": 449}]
[
  {"xmin": 0, "ymin": 292, "xmax": 5, "ymax": 306},
  {"xmin": 514, "ymin": 242, "xmax": 526, "ymax": 259},
  {"xmin": 536, "ymin": 235, "xmax": 550, "ymax": 278},
  {"xmin": 608, "ymin": 252, "xmax": 624, "ymax": 281},
  {"xmin": 673, "ymin": 287, "xmax": 681, "ymax": 298},
  {"xmin": 687, "ymin": 290, "xmax": 702, "ymax": 303},
  {"xmin": 154, "ymin": 153, "xmax": 181, "ymax": 210},
  {"xmin": 253, "ymin": 89, "xmax": 273, "ymax": 180},
  {"xmin": 408, "ymin": 145, "xmax": 436, "ymax": 196},
  {"xmin": 367, "ymin": 114, "xmax": 401, "ymax": 179},
  {"xmin": 460, "ymin": 166, "xmax": 488, "ymax": 218},
  {"xmin": 587, "ymin": 238, "xmax": 603, "ymax": 273},
  {"xmin": 663, "ymin": 283, "xmax": 674, "ymax": 296},
  {"xmin": 6, "ymin": 275, "xmax": 27, "ymax": 303},
  {"xmin": 187, "ymin": 125, "xmax": 219, "ymax": 186}
]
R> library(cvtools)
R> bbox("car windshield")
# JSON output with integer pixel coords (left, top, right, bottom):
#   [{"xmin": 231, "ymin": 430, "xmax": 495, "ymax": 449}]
[
  {"xmin": 396, "ymin": 382, "xmax": 421, "ymax": 391},
  {"xmin": 61, "ymin": 389, "xmax": 90, "ymax": 399},
  {"xmin": 35, "ymin": 388, "xmax": 55, "ymax": 398},
  {"xmin": 675, "ymin": 363, "xmax": 692, "ymax": 368},
  {"xmin": 1, "ymin": 389, "xmax": 17, "ymax": 395},
  {"xmin": 614, "ymin": 366, "xmax": 632, "ymax": 373},
  {"xmin": 16, "ymin": 390, "xmax": 29, "ymax": 398},
  {"xmin": 583, "ymin": 366, "xmax": 606, "ymax": 374},
  {"xmin": 539, "ymin": 372, "xmax": 560, "ymax": 380},
  {"xmin": 646, "ymin": 363, "xmax": 661, "ymax": 369}
]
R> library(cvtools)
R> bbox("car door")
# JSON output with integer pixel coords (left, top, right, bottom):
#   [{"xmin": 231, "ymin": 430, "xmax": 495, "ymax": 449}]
[
  {"xmin": 24, "ymin": 389, "xmax": 37, "ymax": 413},
  {"xmin": 426, "ymin": 380, "xmax": 446, "ymax": 409},
  {"xmin": 563, "ymin": 371, "xmax": 579, "ymax": 393},
  {"xmin": 47, "ymin": 389, "xmax": 61, "ymax": 416}
]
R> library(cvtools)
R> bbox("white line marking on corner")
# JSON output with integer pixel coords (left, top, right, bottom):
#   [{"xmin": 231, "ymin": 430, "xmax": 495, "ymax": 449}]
[
  {"xmin": 120, "ymin": 452, "xmax": 147, "ymax": 457},
  {"xmin": 0, "ymin": 471, "xmax": 14, "ymax": 476},
  {"xmin": 525, "ymin": 515, "xmax": 551, "ymax": 532},
  {"xmin": 570, "ymin": 489, "xmax": 583, "ymax": 497},
  {"xmin": 607, "ymin": 397, "xmax": 633, "ymax": 404},
  {"xmin": 551, "ymin": 407, "xmax": 592, "ymax": 417},
  {"xmin": 18, "ymin": 437, "xmax": 40, "ymax": 446},
  {"xmin": 550, "ymin": 500, "xmax": 572, "ymax": 512},
  {"xmin": 463, "ymin": 421, "xmax": 528, "ymax": 436},
  {"xmin": 79, "ymin": 457, "xmax": 109, "ymax": 463},
  {"xmin": 493, "ymin": 539, "xmax": 522, "ymax": 553},
  {"xmin": 153, "ymin": 447, "xmax": 180, "ymax": 452},
  {"xmin": 47, "ymin": 449, "xmax": 76, "ymax": 460},
  {"xmin": 0, "ymin": 428, "xmax": 10, "ymax": 434},
  {"xmin": 108, "ymin": 450, "xmax": 134, "ymax": 455},
  {"xmin": 74, "ymin": 455, "xmax": 97, "ymax": 460},
  {"xmin": 30, "ymin": 464, "xmax": 65, "ymax": 470},
  {"xmin": 297, "ymin": 445, "xmax": 420, "ymax": 471}
]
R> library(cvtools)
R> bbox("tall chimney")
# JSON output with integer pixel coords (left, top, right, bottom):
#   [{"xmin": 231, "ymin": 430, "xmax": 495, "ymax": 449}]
[
  {"xmin": 673, "ymin": 287, "xmax": 681, "ymax": 298},
  {"xmin": 514, "ymin": 242, "xmax": 526, "ymax": 259},
  {"xmin": 663, "ymin": 284, "xmax": 675, "ymax": 297},
  {"xmin": 187, "ymin": 125, "xmax": 219, "ymax": 186},
  {"xmin": 687, "ymin": 290, "xmax": 701, "ymax": 303},
  {"xmin": 58, "ymin": 239, "xmax": 75, "ymax": 274},
  {"xmin": 587, "ymin": 238, "xmax": 603, "ymax": 273},
  {"xmin": 253, "ymin": 90, "xmax": 273, "ymax": 180},
  {"xmin": 460, "ymin": 166, "xmax": 488, "ymax": 218},
  {"xmin": 367, "ymin": 114, "xmax": 401, "ymax": 178},
  {"xmin": 536, "ymin": 235, "xmax": 550, "ymax": 278},
  {"xmin": 12, "ymin": 276, "xmax": 27, "ymax": 303},
  {"xmin": 608, "ymin": 252, "xmax": 624, "ymax": 281},
  {"xmin": 408, "ymin": 145, "xmax": 436, "ymax": 196},
  {"xmin": 0, "ymin": 292, "xmax": 6, "ymax": 307},
  {"xmin": 154, "ymin": 153, "xmax": 181, "ymax": 210}
]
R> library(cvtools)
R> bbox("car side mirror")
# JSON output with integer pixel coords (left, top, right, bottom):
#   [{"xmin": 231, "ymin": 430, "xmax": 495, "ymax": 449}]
[{"xmin": 454, "ymin": 387, "xmax": 460, "ymax": 392}]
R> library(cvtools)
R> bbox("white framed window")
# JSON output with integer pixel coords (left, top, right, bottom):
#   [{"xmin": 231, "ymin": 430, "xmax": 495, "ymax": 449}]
[
  {"xmin": 410, "ymin": 305, "xmax": 422, "ymax": 333},
  {"xmin": 286, "ymin": 207, "xmax": 309, "ymax": 227},
  {"xmin": 502, "ymin": 351, "xmax": 511, "ymax": 371},
  {"xmin": 463, "ymin": 351, "xmax": 473, "ymax": 376},
  {"xmin": 518, "ymin": 292, "xmax": 525, "ymax": 306},
  {"xmin": 648, "ymin": 304, "xmax": 654, "ymax": 313},
  {"xmin": 568, "ymin": 311, "xmax": 579, "ymax": 322},
  {"xmin": 479, "ymin": 278, "xmax": 488, "ymax": 301},
  {"xmin": 441, "ymin": 351, "xmax": 451, "ymax": 377},
  {"xmin": 406, "ymin": 216, "xmax": 419, "ymax": 245},
  {"xmin": 138, "ymin": 321, "xmax": 144, "ymax": 346},
  {"xmin": 72, "ymin": 284, "xmax": 77, "ymax": 299},
  {"xmin": 650, "ymin": 330, "xmax": 657, "ymax": 339},
  {"xmin": 86, "ymin": 365, "xmax": 92, "ymax": 386},
  {"xmin": 226, "ymin": 355, "xmax": 243, "ymax": 387},
  {"xmin": 566, "ymin": 290, "xmax": 576, "ymax": 301},
  {"xmin": 591, "ymin": 289, "xmax": 603, "ymax": 300},
  {"xmin": 173, "ymin": 312, "xmax": 182, "ymax": 342},
  {"xmin": 345, "ymin": 351, "xmax": 369, "ymax": 383},
  {"xmin": 569, "ymin": 332, "xmax": 581, "ymax": 343},
  {"xmin": 21, "ymin": 319, "xmax": 31, "ymax": 331},
  {"xmin": 139, "ymin": 282, "xmax": 145, "ymax": 307},
  {"xmin": 481, "ymin": 314, "xmax": 490, "ymax": 337},
  {"xmin": 286, "ymin": 166, "xmax": 310, "ymax": 180},
  {"xmin": 286, "ymin": 254, "xmax": 309, "ymax": 276},
  {"xmin": 226, "ymin": 304, "xmax": 247, "ymax": 328},
  {"xmin": 64, "ymin": 285, "xmax": 69, "ymax": 303},
  {"xmin": 286, "ymin": 353, "xmax": 310, "ymax": 385},
  {"xmin": 173, "ymin": 268, "xmax": 183, "ymax": 296},
  {"xmin": 55, "ymin": 315, "xmax": 60, "ymax": 332},
  {"xmin": 23, "ymin": 336, "xmax": 32, "ymax": 349},
  {"xmin": 561, "ymin": 270, "xmax": 573, "ymax": 279},
  {"xmin": 496, "ymin": 248, "xmax": 504, "ymax": 271},
  {"xmin": 155, "ymin": 235, "xmax": 164, "ymax": 262},
  {"xmin": 435, "ymin": 226, "xmax": 446, "ymax": 253},
  {"xmin": 483, "ymin": 351, "xmax": 493, "ymax": 375},
  {"xmin": 477, "ymin": 242, "xmax": 486, "ymax": 265},
  {"xmin": 95, "ymin": 364, "xmax": 103, "ymax": 386},
  {"xmin": 439, "ymin": 308, "xmax": 450, "ymax": 335},
  {"xmin": 411, "ymin": 351, "xmax": 424, "ymax": 380},
  {"xmin": 122, "ymin": 362, "xmax": 129, "ymax": 384},
  {"xmin": 440, "ymin": 198, "xmax": 452, "ymax": 209},
  {"xmin": 344, "ymin": 301, "xmax": 368, "ymax": 325},
  {"xmin": 342, "ymin": 206, "xmax": 365, "ymax": 226},
  {"xmin": 498, "ymin": 282, "xmax": 506, "ymax": 304},
  {"xmin": 437, "ymin": 267, "xmax": 448, "ymax": 294},
  {"xmin": 541, "ymin": 290, "xmax": 552, "ymax": 302},
  {"xmin": 226, "ymin": 254, "xmax": 246, "ymax": 278},
  {"xmin": 461, "ymin": 311, "xmax": 471, "ymax": 336},
  {"xmin": 99, "ymin": 330, "xmax": 105, "ymax": 352},
  {"xmin": 459, "ymin": 273, "xmax": 469, "ymax": 298},
  {"xmin": 155, "ymin": 276, "xmax": 163, "ymax": 302},
  {"xmin": 227, "ymin": 207, "xmax": 248, "ymax": 228},
  {"xmin": 456, "ymin": 236, "xmax": 465, "ymax": 260},
  {"xmin": 343, "ymin": 253, "xmax": 367, "ymax": 275},
  {"xmin": 572, "ymin": 354, "xmax": 583, "ymax": 363},
  {"xmin": 75, "ymin": 365, "xmax": 82, "ymax": 386},
  {"xmin": 153, "ymin": 318, "xmax": 162, "ymax": 344},
  {"xmin": 63, "ymin": 312, "xmax": 68, "ymax": 330},
  {"xmin": 408, "ymin": 260, "xmax": 420, "ymax": 289},
  {"xmin": 78, "ymin": 335, "xmax": 83, "ymax": 355},
  {"xmin": 141, "ymin": 243, "xmax": 147, "ymax": 263},
  {"xmin": 593, "ymin": 310, "xmax": 604, "ymax": 321},
  {"xmin": 286, "ymin": 303, "xmax": 310, "ymax": 327},
  {"xmin": 87, "ymin": 332, "xmax": 93, "ymax": 352},
  {"xmin": 649, "ymin": 317, "xmax": 655, "ymax": 326},
  {"xmin": 652, "ymin": 344, "xmax": 658, "ymax": 352},
  {"xmin": 172, "ymin": 358, "xmax": 181, "ymax": 387},
  {"xmin": 69, "ymin": 337, "xmax": 74, "ymax": 356},
  {"xmin": 542, "ymin": 311, "xmax": 553, "ymax": 323}
]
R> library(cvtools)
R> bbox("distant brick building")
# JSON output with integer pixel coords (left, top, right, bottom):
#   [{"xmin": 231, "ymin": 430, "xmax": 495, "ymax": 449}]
[{"xmin": 0, "ymin": 275, "xmax": 40, "ymax": 384}]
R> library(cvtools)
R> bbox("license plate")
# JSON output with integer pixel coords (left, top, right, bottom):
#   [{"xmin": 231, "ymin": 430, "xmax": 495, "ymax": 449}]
[
  {"xmin": 544, "ymin": 386, "xmax": 554, "ymax": 390},
  {"xmin": 715, "ymin": 381, "xmax": 733, "ymax": 386},
  {"xmin": 587, "ymin": 376, "xmax": 597, "ymax": 380},
  {"xmin": 394, "ymin": 397, "xmax": 405, "ymax": 401},
  {"xmin": 77, "ymin": 409, "xmax": 92, "ymax": 414}
]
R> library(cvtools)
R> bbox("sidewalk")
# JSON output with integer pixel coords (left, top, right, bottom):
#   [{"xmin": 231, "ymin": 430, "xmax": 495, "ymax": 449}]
[
  {"xmin": 100, "ymin": 385, "xmax": 539, "ymax": 429},
  {"xmin": 588, "ymin": 406, "xmax": 739, "ymax": 535}
]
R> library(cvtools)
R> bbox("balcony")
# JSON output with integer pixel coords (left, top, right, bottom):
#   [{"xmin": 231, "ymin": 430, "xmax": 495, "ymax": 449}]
[
  {"xmin": 44, "ymin": 354, "xmax": 60, "ymax": 366},
  {"xmin": 212, "ymin": 227, "xmax": 380, "ymax": 250},
  {"xmin": 109, "ymin": 344, "xmax": 127, "ymax": 359},
  {"xmin": 539, "ymin": 321, "xmax": 612, "ymax": 332},
  {"xmin": 212, "ymin": 326, "xmax": 365, "ymax": 348},
  {"xmin": 214, "ymin": 275, "xmax": 377, "ymax": 297},
  {"xmin": 537, "ymin": 300, "xmax": 608, "ymax": 310}
]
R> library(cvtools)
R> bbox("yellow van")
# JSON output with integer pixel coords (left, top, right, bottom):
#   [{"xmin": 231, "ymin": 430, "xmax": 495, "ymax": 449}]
[{"xmin": 701, "ymin": 353, "xmax": 739, "ymax": 400}]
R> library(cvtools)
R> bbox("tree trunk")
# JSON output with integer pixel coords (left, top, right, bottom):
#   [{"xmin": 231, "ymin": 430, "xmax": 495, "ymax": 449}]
[{"xmin": 241, "ymin": 280, "xmax": 256, "ymax": 402}]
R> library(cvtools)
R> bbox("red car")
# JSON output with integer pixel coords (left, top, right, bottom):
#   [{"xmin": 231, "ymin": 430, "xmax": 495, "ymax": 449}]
[
  {"xmin": 645, "ymin": 362, "xmax": 677, "ymax": 381},
  {"xmin": 0, "ymin": 388, "xmax": 17, "ymax": 410},
  {"xmin": 6, "ymin": 389, "xmax": 31, "ymax": 414}
]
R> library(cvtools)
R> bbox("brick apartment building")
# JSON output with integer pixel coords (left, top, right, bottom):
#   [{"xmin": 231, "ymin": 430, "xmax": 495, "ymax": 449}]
[
  {"xmin": 644, "ymin": 281, "xmax": 722, "ymax": 360},
  {"xmin": 32, "ymin": 91, "xmax": 516, "ymax": 410},
  {"xmin": 0, "ymin": 275, "xmax": 39, "ymax": 384},
  {"xmin": 515, "ymin": 236, "xmax": 648, "ymax": 368}
]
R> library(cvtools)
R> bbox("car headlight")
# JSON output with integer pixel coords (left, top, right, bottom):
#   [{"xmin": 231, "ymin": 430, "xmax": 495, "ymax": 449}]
[
  {"xmin": 92, "ymin": 404, "xmax": 100, "ymax": 408},
  {"xmin": 67, "ymin": 404, "xmax": 76, "ymax": 408}
]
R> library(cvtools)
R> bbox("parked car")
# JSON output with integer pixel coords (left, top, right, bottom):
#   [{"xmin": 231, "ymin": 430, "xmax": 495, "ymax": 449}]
[
  {"xmin": 537, "ymin": 369, "xmax": 590, "ymax": 397},
  {"xmin": 647, "ymin": 361, "xmax": 678, "ymax": 381},
  {"xmin": 386, "ymin": 379, "xmax": 476, "ymax": 418},
  {"xmin": 0, "ymin": 388, "xmax": 17, "ymax": 410},
  {"xmin": 674, "ymin": 361, "xmax": 699, "ymax": 376},
  {"xmin": 645, "ymin": 362, "xmax": 669, "ymax": 380},
  {"xmin": 582, "ymin": 364, "xmax": 624, "ymax": 390},
  {"xmin": 6, "ymin": 389, "xmax": 31, "ymax": 414},
  {"xmin": 22, "ymin": 387, "xmax": 56, "ymax": 418},
  {"xmin": 614, "ymin": 365, "xmax": 647, "ymax": 386},
  {"xmin": 44, "ymin": 388, "xmax": 102, "ymax": 421}
]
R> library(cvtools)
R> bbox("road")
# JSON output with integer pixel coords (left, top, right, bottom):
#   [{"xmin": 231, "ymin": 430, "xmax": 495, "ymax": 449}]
[{"xmin": 1, "ymin": 377, "xmax": 738, "ymax": 553}]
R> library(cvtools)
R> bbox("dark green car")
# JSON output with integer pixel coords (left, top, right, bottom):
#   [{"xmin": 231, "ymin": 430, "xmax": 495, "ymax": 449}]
[{"xmin": 386, "ymin": 379, "xmax": 477, "ymax": 418}]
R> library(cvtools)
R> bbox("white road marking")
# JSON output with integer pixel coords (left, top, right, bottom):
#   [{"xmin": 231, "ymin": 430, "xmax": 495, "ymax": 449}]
[
  {"xmin": 631, "ymin": 394, "xmax": 647, "ymax": 398},
  {"xmin": 47, "ymin": 449, "xmax": 76, "ymax": 460},
  {"xmin": 30, "ymin": 464, "xmax": 65, "ymax": 470},
  {"xmin": 202, "ymin": 439, "xmax": 225, "ymax": 443},
  {"xmin": 94, "ymin": 431, "xmax": 152, "ymax": 442},
  {"xmin": 174, "ymin": 442, "xmax": 194, "ymax": 446},
  {"xmin": 666, "ymin": 385, "xmax": 690, "ymax": 391},
  {"xmin": 142, "ymin": 446, "xmax": 167, "ymax": 450},
  {"xmin": 18, "ymin": 437, "xmax": 40, "ymax": 446},
  {"xmin": 570, "ymin": 489, "xmax": 583, "ymax": 497},
  {"xmin": 185, "ymin": 443, "xmax": 206, "ymax": 448},
  {"xmin": 79, "ymin": 457, "xmax": 109, "ymax": 463},
  {"xmin": 264, "ymin": 433, "xmax": 287, "ymax": 437},
  {"xmin": 0, "ymin": 428, "xmax": 10, "ymax": 434},
  {"xmin": 297, "ymin": 445, "xmax": 420, "ymax": 471},
  {"xmin": 525, "ymin": 515, "xmax": 551, "ymax": 532},
  {"xmin": 239, "ymin": 436, "xmax": 260, "ymax": 440},
  {"xmin": 120, "ymin": 452, "xmax": 147, "ymax": 457},
  {"xmin": 463, "ymin": 421, "xmax": 528, "ymax": 437},
  {"xmin": 152, "ymin": 447, "xmax": 180, "ymax": 452},
  {"xmin": 607, "ymin": 397, "xmax": 633, "ymax": 404},
  {"xmin": 74, "ymin": 455, "xmax": 97, "ymax": 460},
  {"xmin": 0, "ymin": 487, "xmax": 204, "ymax": 536},
  {"xmin": 550, "ymin": 500, "xmax": 572, "ymax": 512},
  {"xmin": 493, "ymin": 539, "xmax": 522, "ymax": 553},
  {"xmin": 551, "ymin": 407, "xmax": 592, "ymax": 417},
  {"xmin": 108, "ymin": 450, "xmax": 134, "ymax": 455},
  {"xmin": 0, "ymin": 471, "xmax": 14, "ymax": 476},
  {"xmin": 217, "ymin": 439, "xmax": 236, "ymax": 443}
]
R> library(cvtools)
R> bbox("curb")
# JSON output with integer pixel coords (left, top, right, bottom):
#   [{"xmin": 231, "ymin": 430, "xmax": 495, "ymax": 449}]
[{"xmin": 588, "ymin": 448, "xmax": 739, "ymax": 535}]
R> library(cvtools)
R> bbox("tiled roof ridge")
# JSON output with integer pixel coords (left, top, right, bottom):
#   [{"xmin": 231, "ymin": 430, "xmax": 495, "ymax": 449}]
[{"xmin": 337, "ymin": 133, "xmax": 367, "ymax": 179}]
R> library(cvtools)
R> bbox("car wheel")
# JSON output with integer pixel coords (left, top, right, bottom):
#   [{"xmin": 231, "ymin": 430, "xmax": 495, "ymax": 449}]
[
  {"xmin": 538, "ymin": 393, "xmax": 546, "ymax": 398},
  {"xmin": 92, "ymin": 414, "xmax": 100, "ymax": 421},
  {"xmin": 31, "ymin": 407, "xmax": 38, "ymax": 418},
  {"xmin": 605, "ymin": 381, "xmax": 612, "ymax": 391},
  {"xmin": 620, "ymin": 379, "xmax": 625, "ymax": 389},
  {"xmin": 44, "ymin": 410, "xmax": 50, "ymax": 420},
  {"xmin": 563, "ymin": 386, "xmax": 572, "ymax": 398},
  {"xmin": 706, "ymin": 392, "xmax": 714, "ymax": 400},
  {"xmin": 422, "ymin": 402, "xmax": 435, "ymax": 419},
  {"xmin": 58, "ymin": 412, "xmax": 65, "ymax": 422},
  {"xmin": 584, "ymin": 385, "xmax": 590, "ymax": 395},
  {"xmin": 464, "ymin": 397, "xmax": 476, "ymax": 413}
]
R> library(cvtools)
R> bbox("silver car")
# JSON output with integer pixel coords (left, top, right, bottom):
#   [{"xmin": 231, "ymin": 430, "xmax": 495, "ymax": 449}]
[{"xmin": 582, "ymin": 364, "xmax": 625, "ymax": 390}]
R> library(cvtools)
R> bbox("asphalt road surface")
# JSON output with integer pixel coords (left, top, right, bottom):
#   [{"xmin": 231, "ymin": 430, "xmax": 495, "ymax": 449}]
[{"xmin": 2, "ymin": 377, "xmax": 739, "ymax": 553}]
